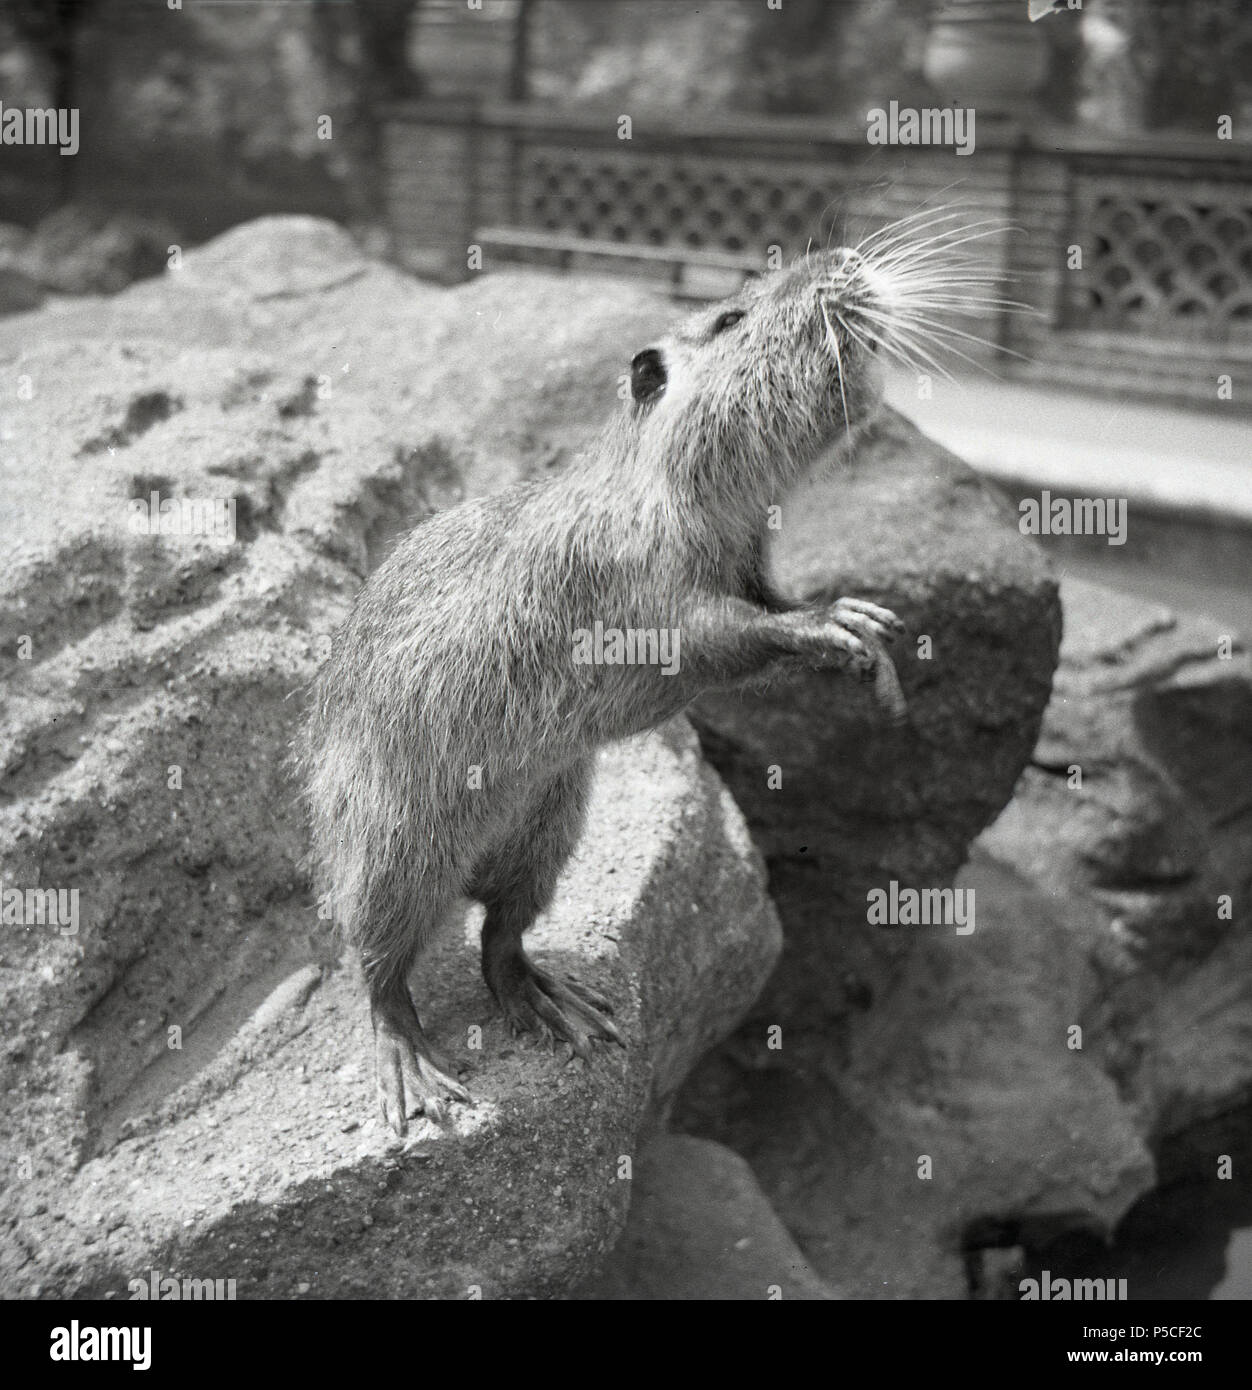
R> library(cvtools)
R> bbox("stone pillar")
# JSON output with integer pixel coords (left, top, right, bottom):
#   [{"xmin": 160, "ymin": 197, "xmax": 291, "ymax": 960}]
[{"xmin": 380, "ymin": 99, "xmax": 482, "ymax": 282}]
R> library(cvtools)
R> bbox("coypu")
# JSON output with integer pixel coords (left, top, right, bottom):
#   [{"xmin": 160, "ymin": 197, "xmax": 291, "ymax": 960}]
[{"xmin": 300, "ymin": 235, "xmax": 962, "ymax": 1136}]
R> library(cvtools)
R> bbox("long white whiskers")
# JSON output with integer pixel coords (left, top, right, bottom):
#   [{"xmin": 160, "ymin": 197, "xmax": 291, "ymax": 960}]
[
  {"xmin": 821, "ymin": 300, "xmax": 855, "ymax": 458},
  {"xmin": 838, "ymin": 211, "xmax": 1030, "ymax": 380}
]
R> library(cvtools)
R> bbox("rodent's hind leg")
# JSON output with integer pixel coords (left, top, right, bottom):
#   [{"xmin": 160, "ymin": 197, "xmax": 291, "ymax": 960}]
[
  {"xmin": 472, "ymin": 760, "xmax": 625, "ymax": 1060},
  {"xmin": 370, "ymin": 974, "xmax": 471, "ymax": 1136}
]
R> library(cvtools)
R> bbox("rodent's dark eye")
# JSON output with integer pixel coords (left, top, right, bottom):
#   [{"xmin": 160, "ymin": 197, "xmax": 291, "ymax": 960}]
[
  {"xmin": 630, "ymin": 347, "xmax": 667, "ymax": 404},
  {"xmin": 713, "ymin": 310, "xmax": 745, "ymax": 336}
]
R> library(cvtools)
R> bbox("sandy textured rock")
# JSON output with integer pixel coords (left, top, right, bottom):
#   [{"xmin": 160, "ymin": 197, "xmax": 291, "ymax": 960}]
[
  {"xmin": 0, "ymin": 218, "xmax": 781, "ymax": 1299},
  {"xmin": 2, "ymin": 721, "xmax": 778, "ymax": 1301},
  {"xmin": 577, "ymin": 1134, "xmax": 835, "ymax": 1300}
]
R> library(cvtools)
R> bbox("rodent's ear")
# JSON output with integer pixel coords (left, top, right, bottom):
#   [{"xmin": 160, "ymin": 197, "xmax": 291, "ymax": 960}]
[{"xmin": 630, "ymin": 347, "xmax": 667, "ymax": 404}]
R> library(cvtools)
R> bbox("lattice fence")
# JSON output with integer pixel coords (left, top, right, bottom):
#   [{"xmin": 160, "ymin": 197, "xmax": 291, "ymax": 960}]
[
  {"xmin": 1065, "ymin": 170, "xmax": 1252, "ymax": 339},
  {"xmin": 520, "ymin": 146, "xmax": 858, "ymax": 256},
  {"xmin": 381, "ymin": 99, "xmax": 1252, "ymax": 405}
]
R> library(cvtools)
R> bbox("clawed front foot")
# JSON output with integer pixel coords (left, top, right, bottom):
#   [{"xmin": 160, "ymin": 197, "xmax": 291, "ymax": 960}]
[
  {"xmin": 822, "ymin": 596, "xmax": 903, "ymax": 656},
  {"xmin": 371, "ymin": 985, "xmax": 470, "ymax": 1137},
  {"xmin": 811, "ymin": 596, "xmax": 908, "ymax": 723}
]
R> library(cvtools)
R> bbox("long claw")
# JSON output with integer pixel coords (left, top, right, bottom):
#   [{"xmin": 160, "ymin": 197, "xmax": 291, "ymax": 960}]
[
  {"xmin": 371, "ymin": 990, "xmax": 472, "ymax": 1135},
  {"xmin": 818, "ymin": 598, "xmax": 909, "ymax": 724}
]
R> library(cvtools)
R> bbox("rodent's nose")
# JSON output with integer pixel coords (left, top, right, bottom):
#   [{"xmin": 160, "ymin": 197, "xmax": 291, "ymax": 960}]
[
  {"xmin": 831, "ymin": 247, "xmax": 880, "ymax": 311},
  {"xmin": 816, "ymin": 248, "xmax": 881, "ymax": 353},
  {"xmin": 835, "ymin": 247, "xmax": 860, "ymax": 271},
  {"xmin": 816, "ymin": 247, "xmax": 862, "ymax": 290}
]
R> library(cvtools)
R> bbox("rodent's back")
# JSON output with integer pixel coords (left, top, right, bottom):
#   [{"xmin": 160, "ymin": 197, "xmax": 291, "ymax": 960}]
[{"xmin": 309, "ymin": 465, "xmax": 690, "ymax": 786}]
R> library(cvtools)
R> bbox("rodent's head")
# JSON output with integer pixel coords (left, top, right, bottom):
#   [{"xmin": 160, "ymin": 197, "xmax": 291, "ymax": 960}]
[{"xmin": 625, "ymin": 247, "xmax": 895, "ymax": 506}]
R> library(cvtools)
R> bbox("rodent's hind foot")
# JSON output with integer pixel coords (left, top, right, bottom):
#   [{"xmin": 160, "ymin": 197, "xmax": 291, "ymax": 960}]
[
  {"xmin": 371, "ymin": 988, "xmax": 471, "ymax": 1137},
  {"xmin": 494, "ymin": 957, "xmax": 624, "ymax": 1062}
]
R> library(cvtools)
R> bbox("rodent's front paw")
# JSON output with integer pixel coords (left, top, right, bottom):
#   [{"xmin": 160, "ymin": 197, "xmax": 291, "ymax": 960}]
[
  {"xmin": 811, "ymin": 598, "xmax": 908, "ymax": 724},
  {"xmin": 828, "ymin": 596, "xmax": 904, "ymax": 645},
  {"xmin": 805, "ymin": 597, "xmax": 900, "ymax": 670}
]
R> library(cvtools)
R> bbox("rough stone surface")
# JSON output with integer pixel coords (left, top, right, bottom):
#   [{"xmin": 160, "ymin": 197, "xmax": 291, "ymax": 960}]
[
  {"xmin": 982, "ymin": 576, "xmax": 1252, "ymax": 1138},
  {"xmin": 2, "ymin": 720, "xmax": 778, "ymax": 1301},
  {"xmin": 676, "ymin": 573, "xmax": 1252, "ymax": 1298},
  {"xmin": 689, "ymin": 412, "xmax": 1061, "ymax": 1031},
  {"xmin": 0, "ymin": 218, "xmax": 781, "ymax": 1299},
  {"xmin": 0, "ymin": 205, "xmax": 177, "ymax": 302},
  {"xmin": 674, "ymin": 846, "xmax": 1155, "ymax": 1298},
  {"xmin": 673, "ymin": 414, "xmax": 1069, "ymax": 1295},
  {"xmin": 576, "ymin": 1135, "xmax": 835, "ymax": 1300}
]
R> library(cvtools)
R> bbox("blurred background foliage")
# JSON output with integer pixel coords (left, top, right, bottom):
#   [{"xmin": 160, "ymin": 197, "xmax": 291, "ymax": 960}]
[{"xmin": 0, "ymin": 1, "xmax": 1247, "ymax": 239}]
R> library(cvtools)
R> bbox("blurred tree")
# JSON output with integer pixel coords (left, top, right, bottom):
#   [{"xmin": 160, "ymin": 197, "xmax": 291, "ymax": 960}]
[
  {"xmin": 356, "ymin": 0, "xmax": 423, "ymax": 99},
  {"xmin": 745, "ymin": 0, "xmax": 934, "ymax": 117},
  {"xmin": 0, "ymin": 0, "xmax": 93, "ymax": 114},
  {"xmin": 0, "ymin": 0, "xmax": 94, "ymax": 189},
  {"xmin": 745, "ymin": 0, "xmax": 850, "ymax": 114},
  {"xmin": 1034, "ymin": 3, "xmax": 1084, "ymax": 126},
  {"xmin": 510, "ymin": 0, "xmax": 534, "ymax": 102},
  {"xmin": 1138, "ymin": 0, "xmax": 1252, "ymax": 130},
  {"xmin": 1076, "ymin": 0, "xmax": 1252, "ymax": 133}
]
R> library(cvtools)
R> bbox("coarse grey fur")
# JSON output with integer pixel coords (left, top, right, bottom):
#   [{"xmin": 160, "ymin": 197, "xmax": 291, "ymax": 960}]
[{"xmin": 298, "ymin": 248, "xmax": 907, "ymax": 1134}]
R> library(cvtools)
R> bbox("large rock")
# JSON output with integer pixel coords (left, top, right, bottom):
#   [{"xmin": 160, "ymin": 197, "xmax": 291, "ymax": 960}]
[
  {"xmin": 673, "ymin": 847, "xmax": 1155, "ymax": 1298},
  {"xmin": 577, "ymin": 1135, "xmax": 835, "ymax": 1300},
  {"xmin": 0, "ymin": 216, "xmax": 1076, "ymax": 1300},
  {"xmin": 676, "ymin": 570, "xmax": 1251, "ymax": 1298},
  {"xmin": 0, "ymin": 219, "xmax": 781, "ymax": 1298},
  {"xmin": 689, "ymin": 411, "xmax": 1061, "ymax": 1030},
  {"xmin": 982, "ymin": 576, "xmax": 1252, "ymax": 1137},
  {"xmin": 2, "ymin": 720, "xmax": 778, "ymax": 1300}
]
